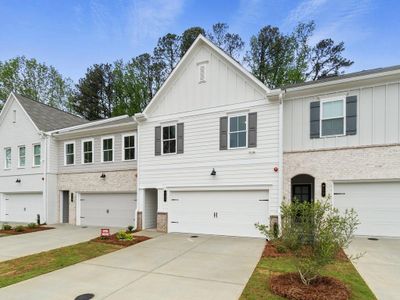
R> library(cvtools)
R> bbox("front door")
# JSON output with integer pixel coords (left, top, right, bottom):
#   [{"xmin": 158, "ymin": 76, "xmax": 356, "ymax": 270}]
[
  {"xmin": 62, "ymin": 191, "xmax": 69, "ymax": 223},
  {"xmin": 292, "ymin": 184, "xmax": 312, "ymax": 202}
]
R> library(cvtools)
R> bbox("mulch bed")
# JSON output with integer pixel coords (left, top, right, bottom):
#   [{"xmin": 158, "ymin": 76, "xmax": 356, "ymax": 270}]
[
  {"xmin": 270, "ymin": 272, "xmax": 350, "ymax": 300},
  {"xmin": 0, "ymin": 226, "xmax": 54, "ymax": 235},
  {"xmin": 91, "ymin": 232, "xmax": 150, "ymax": 247}
]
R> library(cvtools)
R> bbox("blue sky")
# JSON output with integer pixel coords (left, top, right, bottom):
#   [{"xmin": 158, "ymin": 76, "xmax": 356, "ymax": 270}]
[{"xmin": 1, "ymin": 0, "xmax": 399, "ymax": 82}]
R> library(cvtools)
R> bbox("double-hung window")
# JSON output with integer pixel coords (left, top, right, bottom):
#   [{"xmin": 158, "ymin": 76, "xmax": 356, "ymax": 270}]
[
  {"xmin": 18, "ymin": 146, "xmax": 26, "ymax": 168},
  {"xmin": 82, "ymin": 139, "xmax": 93, "ymax": 164},
  {"xmin": 33, "ymin": 144, "xmax": 41, "ymax": 167},
  {"xmin": 4, "ymin": 147, "xmax": 11, "ymax": 169},
  {"xmin": 102, "ymin": 137, "xmax": 114, "ymax": 162},
  {"xmin": 321, "ymin": 98, "xmax": 345, "ymax": 137},
  {"xmin": 123, "ymin": 135, "xmax": 135, "ymax": 160},
  {"xmin": 162, "ymin": 125, "xmax": 176, "ymax": 154},
  {"xmin": 65, "ymin": 142, "xmax": 75, "ymax": 165},
  {"xmin": 229, "ymin": 115, "xmax": 247, "ymax": 148}
]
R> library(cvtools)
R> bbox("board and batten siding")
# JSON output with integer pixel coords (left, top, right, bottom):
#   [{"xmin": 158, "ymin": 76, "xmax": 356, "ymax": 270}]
[
  {"xmin": 57, "ymin": 131, "xmax": 137, "ymax": 174},
  {"xmin": 283, "ymin": 82, "xmax": 400, "ymax": 152}
]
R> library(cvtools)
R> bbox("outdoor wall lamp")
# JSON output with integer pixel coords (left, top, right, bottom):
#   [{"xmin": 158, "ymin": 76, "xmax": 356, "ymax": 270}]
[
  {"xmin": 100, "ymin": 173, "xmax": 106, "ymax": 179},
  {"xmin": 210, "ymin": 168, "xmax": 216, "ymax": 176},
  {"xmin": 16, "ymin": 178, "xmax": 21, "ymax": 183}
]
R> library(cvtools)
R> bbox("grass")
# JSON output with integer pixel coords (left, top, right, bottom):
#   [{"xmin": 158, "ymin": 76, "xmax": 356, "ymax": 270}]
[
  {"xmin": 0, "ymin": 241, "xmax": 123, "ymax": 288},
  {"xmin": 240, "ymin": 256, "xmax": 376, "ymax": 300}
]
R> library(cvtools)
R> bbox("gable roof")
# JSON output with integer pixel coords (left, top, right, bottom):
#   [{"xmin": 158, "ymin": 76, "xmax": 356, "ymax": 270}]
[
  {"xmin": 142, "ymin": 35, "xmax": 269, "ymax": 116},
  {"xmin": 13, "ymin": 93, "xmax": 89, "ymax": 132}
]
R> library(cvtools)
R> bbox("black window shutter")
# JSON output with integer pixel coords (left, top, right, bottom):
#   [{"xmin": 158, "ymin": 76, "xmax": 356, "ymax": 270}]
[
  {"xmin": 248, "ymin": 112, "xmax": 257, "ymax": 148},
  {"xmin": 155, "ymin": 126, "xmax": 161, "ymax": 156},
  {"xmin": 177, "ymin": 123, "xmax": 184, "ymax": 154},
  {"xmin": 310, "ymin": 101, "xmax": 320, "ymax": 139},
  {"xmin": 220, "ymin": 117, "xmax": 228, "ymax": 150},
  {"xmin": 346, "ymin": 96, "xmax": 357, "ymax": 135}
]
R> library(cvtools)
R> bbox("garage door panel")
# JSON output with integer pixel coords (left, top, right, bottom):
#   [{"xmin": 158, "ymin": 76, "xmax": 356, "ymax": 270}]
[
  {"xmin": 334, "ymin": 182, "xmax": 400, "ymax": 237},
  {"xmin": 169, "ymin": 190, "xmax": 269, "ymax": 238},
  {"xmin": 80, "ymin": 193, "xmax": 136, "ymax": 228},
  {"xmin": 4, "ymin": 193, "xmax": 43, "ymax": 223}
]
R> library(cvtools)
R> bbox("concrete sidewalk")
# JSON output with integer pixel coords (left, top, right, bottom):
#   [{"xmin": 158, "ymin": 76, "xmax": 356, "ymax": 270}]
[
  {"xmin": 346, "ymin": 237, "xmax": 400, "ymax": 300},
  {"xmin": 0, "ymin": 224, "xmax": 117, "ymax": 261},
  {"xmin": 0, "ymin": 232, "xmax": 265, "ymax": 300}
]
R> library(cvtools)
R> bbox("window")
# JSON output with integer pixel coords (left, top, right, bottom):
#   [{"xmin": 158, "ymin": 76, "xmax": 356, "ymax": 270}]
[
  {"xmin": 162, "ymin": 125, "xmax": 176, "ymax": 154},
  {"xmin": 4, "ymin": 147, "xmax": 11, "ymax": 169},
  {"xmin": 102, "ymin": 137, "xmax": 114, "ymax": 162},
  {"xmin": 65, "ymin": 142, "xmax": 75, "ymax": 165},
  {"xmin": 18, "ymin": 146, "xmax": 26, "ymax": 168},
  {"xmin": 321, "ymin": 98, "xmax": 345, "ymax": 136},
  {"xmin": 33, "ymin": 144, "xmax": 41, "ymax": 167},
  {"xmin": 229, "ymin": 115, "xmax": 247, "ymax": 148},
  {"xmin": 82, "ymin": 139, "xmax": 93, "ymax": 164},
  {"xmin": 123, "ymin": 135, "xmax": 135, "ymax": 160}
]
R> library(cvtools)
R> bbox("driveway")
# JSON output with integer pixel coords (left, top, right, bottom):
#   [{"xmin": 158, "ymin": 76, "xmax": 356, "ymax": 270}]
[
  {"xmin": 0, "ymin": 232, "xmax": 265, "ymax": 300},
  {"xmin": 346, "ymin": 237, "xmax": 400, "ymax": 300},
  {"xmin": 0, "ymin": 224, "xmax": 114, "ymax": 262}
]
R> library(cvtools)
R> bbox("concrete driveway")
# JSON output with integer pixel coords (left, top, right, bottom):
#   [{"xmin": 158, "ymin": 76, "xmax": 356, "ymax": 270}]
[
  {"xmin": 346, "ymin": 237, "xmax": 400, "ymax": 300},
  {"xmin": 0, "ymin": 224, "xmax": 113, "ymax": 262},
  {"xmin": 0, "ymin": 232, "xmax": 265, "ymax": 300}
]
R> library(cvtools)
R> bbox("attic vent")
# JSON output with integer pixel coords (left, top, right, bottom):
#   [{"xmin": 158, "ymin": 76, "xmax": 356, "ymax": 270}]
[
  {"xmin": 199, "ymin": 64, "xmax": 206, "ymax": 83},
  {"xmin": 13, "ymin": 110, "xmax": 16, "ymax": 123}
]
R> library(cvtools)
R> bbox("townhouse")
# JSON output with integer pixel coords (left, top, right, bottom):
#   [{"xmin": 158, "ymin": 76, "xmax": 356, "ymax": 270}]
[{"xmin": 0, "ymin": 35, "xmax": 399, "ymax": 238}]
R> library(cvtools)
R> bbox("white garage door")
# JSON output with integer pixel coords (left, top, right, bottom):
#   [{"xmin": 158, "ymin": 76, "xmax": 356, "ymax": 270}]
[
  {"xmin": 4, "ymin": 193, "xmax": 44, "ymax": 223},
  {"xmin": 80, "ymin": 193, "xmax": 136, "ymax": 228},
  {"xmin": 334, "ymin": 182, "xmax": 400, "ymax": 237},
  {"xmin": 168, "ymin": 190, "xmax": 269, "ymax": 238}
]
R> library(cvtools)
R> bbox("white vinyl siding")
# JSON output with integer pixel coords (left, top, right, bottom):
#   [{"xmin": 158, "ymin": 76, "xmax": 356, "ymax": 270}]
[
  {"xmin": 228, "ymin": 115, "xmax": 247, "ymax": 149},
  {"xmin": 122, "ymin": 134, "xmax": 135, "ymax": 161},
  {"xmin": 320, "ymin": 97, "xmax": 345, "ymax": 137},
  {"xmin": 82, "ymin": 139, "xmax": 94, "ymax": 164},
  {"xmin": 101, "ymin": 137, "xmax": 114, "ymax": 162},
  {"xmin": 64, "ymin": 142, "xmax": 75, "ymax": 165},
  {"xmin": 33, "ymin": 144, "xmax": 41, "ymax": 167},
  {"xmin": 4, "ymin": 147, "xmax": 11, "ymax": 169},
  {"xmin": 18, "ymin": 146, "xmax": 26, "ymax": 168},
  {"xmin": 162, "ymin": 125, "xmax": 176, "ymax": 154}
]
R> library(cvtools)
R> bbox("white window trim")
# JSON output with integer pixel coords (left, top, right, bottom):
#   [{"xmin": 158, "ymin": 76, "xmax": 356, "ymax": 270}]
[
  {"xmin": 81, "ymin": 138, "xmax": 94, "ymax": 164},
  {"xmin": 4, "ymin": 147, "xmax": 11, "ymax": 170},
  {"xmin": 64, "ymin": 141, "xmax": 76, "ymax": 166},
  {"xmin": 122, "ymin": 133, "xmax": 136, "ymax": 161},
  {"xmin": 161, "ymin": 124, "xmax": 177, "ymax": 155},
  {"xmin": 320, "ymin": 96, "xmax": 346, "ymax": 138},
  {"xmin": 101, "ymin": 136, "xmax": 114, "ymax": 163},
  {"xmin": 17, "ymin": 145, "xmax": 26, "ymax": 168},
  {"xmin": 228, "ymin": 114, "xmax": 248, "ymax": 149},
  {"xmin": 32, "ymin": 143, "xmax": 41, "ymax": 167}
]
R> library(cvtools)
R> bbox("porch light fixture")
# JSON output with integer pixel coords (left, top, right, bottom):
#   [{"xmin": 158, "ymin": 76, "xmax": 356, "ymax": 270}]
[
  {"xmin": 16, "ymin": 178, "xmax": 21, "ymax": 183},
  {"xmin": 100, "ymin": 173, "xmax": 106, "ymax": 179},
  {"xmin": 210, "ymin": 168, "xmax": 216, "ymax": 176}
]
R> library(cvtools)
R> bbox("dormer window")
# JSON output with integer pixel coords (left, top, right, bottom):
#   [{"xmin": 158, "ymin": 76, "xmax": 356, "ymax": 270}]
[{"xmin": 198, "ymin": 63, "xmax": 206, "ymax": 83}]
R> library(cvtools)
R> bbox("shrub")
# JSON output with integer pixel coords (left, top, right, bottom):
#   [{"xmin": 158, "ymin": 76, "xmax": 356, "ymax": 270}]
[
  {"xmin": 2, "ymin": 224, "xmax": 12, "ymax": 230},
  {"xmin": 27, "ymin": 223, "xmax": 38, "ymax": 229},
  {"xmin": 257, "ymin": 199, "xmax": 360, "ymax": 285},
  {"xmin": 127, "ymin": 225, "xmax": 134, "ymax": 232},
  {"xmin": 116, "ymin": 230, "xmax": 133, "ymax": 241},
  {"xmin": 14, "ymin": 225, "xmax": 25, "ymax": 232},
  {"xmin": 276, "ymin": 243, "xmax": 287, "ymax": 254}
]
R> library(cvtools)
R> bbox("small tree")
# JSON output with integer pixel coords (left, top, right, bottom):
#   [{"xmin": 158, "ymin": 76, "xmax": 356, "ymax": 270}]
[{"xmin": 257, "ymin": 200, "xmax": 359, "ymax": 285}]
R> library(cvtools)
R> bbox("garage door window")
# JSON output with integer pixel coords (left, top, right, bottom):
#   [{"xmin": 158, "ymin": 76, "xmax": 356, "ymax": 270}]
[
  {"xmin": 18, "ymin": 146, "xmax": 26, "ymax": 168},
  {"xmin": 102, "ymin": 137, "xmax": 114, "ymax": 162},
  {"xmin": 123, "ymin": 135, "xmax": 135, "ymax": 160},
  {"xmin": 65, "ymin": 142, "xmax": 75, "ymax": 165},
  {"xmin": 33, "ymin": 144, "xmax": 41, "ymax": 167},
  {"xmin": 82, "ymin": 139, "xmax": 93, "ymax": 164},
  {"xmin": 229, "ymin": 115, "xmax": 247, "ymax": 148},
  {"xmin": 4, "ymin": 147, "xmax": 11, "ymax": 169}
]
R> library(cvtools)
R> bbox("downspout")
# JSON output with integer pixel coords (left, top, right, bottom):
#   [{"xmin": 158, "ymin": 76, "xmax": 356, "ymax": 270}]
[
  {"xmin": 278, "ymin": 91, "xmax": 284, "ymax": 229},
  {"xmin": 41, "ymin": 131, "xmax": 48, "ymax": 224}
]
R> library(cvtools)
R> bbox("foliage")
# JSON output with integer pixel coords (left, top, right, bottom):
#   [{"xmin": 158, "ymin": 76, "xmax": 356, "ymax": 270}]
[
  {"xmin": 127, "ymin": 225, "xmax": 134, "ymax": 232},
  {"xmin": 153, "ymin": 33, "xmax": 181, "ymax": 77},
  {"xmin": 116, "ymin": 230, "xmax": 133, "ymax": 241},
  {"xmin": 27, "ymin": 223, "xmax": 38, "ymax": 229},
  {"xmin": 0, "ymin": 56, "xmax": 73, "ymax": 110},
  {"xmin": 1, "ymin": 224, "xmax": 12, "ymax": 230},
  {"xmin": 257, "ymin": 200, "xmax": 360, "ymax": 285},
  {"xmin": 207, "ymin": 23, "xmax": 245, "ymax": 59},
  {"xmin": 180, "ymin": 26, "xmax": 206, "ymax": 57},
  {"xmin": 14, "ymin": 225, "xmax": 25, "ymax": 232}
]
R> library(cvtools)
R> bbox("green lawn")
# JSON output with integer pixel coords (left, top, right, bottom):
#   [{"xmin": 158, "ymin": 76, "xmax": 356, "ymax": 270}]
[
  {"xmin": 0, "ymin": 241, "xmax": 123, "ymax": 288},
  {"xmin": 240, "ymin": 256, "xmax": 376, "ymax": 300}
]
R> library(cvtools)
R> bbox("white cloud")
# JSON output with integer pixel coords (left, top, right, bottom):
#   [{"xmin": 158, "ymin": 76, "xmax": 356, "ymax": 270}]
[
  {"xmin": 231, "ymin": 0, "xmax": 266, "ymax": 32},
  {"xmin": 285, "ymin": 0, "xmax": 328, "ymax": 26},
  {"xmin": 127, "ymin": 0, "xmax": 185, "ymax": 48}
]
